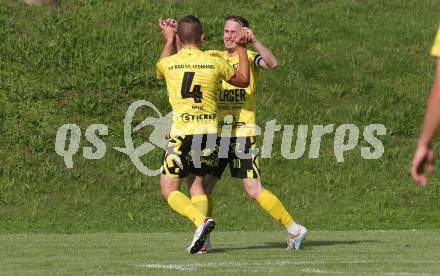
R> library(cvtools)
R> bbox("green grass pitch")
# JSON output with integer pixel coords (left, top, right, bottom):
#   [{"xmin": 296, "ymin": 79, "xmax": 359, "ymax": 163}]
[
  {"xmin": 1, "ymin": 230, "xmax": 439, "ymax": 275},
  {"xmin": 1, "ymin": 0, "xmax": 440, "ymax": 233},
  {"xmin": 1, "ymin": 0, "xmax": 440, "ymax": 275}
]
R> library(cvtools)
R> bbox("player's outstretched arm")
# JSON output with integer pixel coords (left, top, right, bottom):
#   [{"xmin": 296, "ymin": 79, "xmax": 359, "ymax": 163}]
[
  {"xmin": 158, "ymin": 18, "xmax": 177, "ymax": 59},
  {"xmin": 227, "ymin": 29, "xmax": 251, "ymax": 88},
  {"xmin": 244, "ymin": 27, "xmax": 278, "ymax": 70},
  {"xmin": 412, "ymin": 59, "xmax": 440, "ymax": 187}
]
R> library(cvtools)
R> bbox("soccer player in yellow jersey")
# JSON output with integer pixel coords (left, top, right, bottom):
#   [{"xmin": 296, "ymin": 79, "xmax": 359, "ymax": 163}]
[
  {"xmin": 193, "ymin": 16, "xmax": 307, "ymax": 252},
  {"xmin": 156, "ymin": 15, "xmax": 252, "ymax": 253},
  {"xmin": 412, "ymin": 26, "xmax": 440, "ymax": 187}
]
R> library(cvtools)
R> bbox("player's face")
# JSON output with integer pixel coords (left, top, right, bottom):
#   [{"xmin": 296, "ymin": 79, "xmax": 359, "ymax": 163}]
[{"xmin": 223, "ymin": 20, "xmax": 242, "ymax": 50}]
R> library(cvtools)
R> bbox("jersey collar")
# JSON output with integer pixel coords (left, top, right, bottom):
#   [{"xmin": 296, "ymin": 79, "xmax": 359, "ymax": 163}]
[{"xmin": 180, "ymin": 47, "xmax": 202, "ymax": 54}]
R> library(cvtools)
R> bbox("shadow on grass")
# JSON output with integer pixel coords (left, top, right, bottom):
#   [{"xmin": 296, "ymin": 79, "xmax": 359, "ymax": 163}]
[{"xmin": 213, "ymin": 239, "xmax": 380, "ymax": 253}]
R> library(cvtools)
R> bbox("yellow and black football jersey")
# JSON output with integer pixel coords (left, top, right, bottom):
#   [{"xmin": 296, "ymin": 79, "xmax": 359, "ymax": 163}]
[
  {"xmin": 432, "ymin": 26, "xmax": 440, "ymax": 57},
  {"xmin": 206, "ymin": 49, "xmax": 261, "ymax": 137},
  {"xmin": 156, "ymin": 48, "xmax": 236, "ymax": 136}
]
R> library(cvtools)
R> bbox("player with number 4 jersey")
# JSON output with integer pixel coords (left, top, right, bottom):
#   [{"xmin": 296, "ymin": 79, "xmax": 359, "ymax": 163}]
[
  {"xmin": 156, "ymin": 49, "xmax": 235, "ymax": 136},
  {"xmin": 155, "ymin": 15, "xmax": 252, "ymax": 254}
]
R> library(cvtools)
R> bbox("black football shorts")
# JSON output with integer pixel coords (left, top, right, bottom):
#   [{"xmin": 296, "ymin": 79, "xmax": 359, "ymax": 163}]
[
  {"xmin": 161, "ymin": 134, "xmax": 218, "ymax": 179},
  {"xmin": 214, "ymin": 136, "xmax": 261, "ymax": 179}
]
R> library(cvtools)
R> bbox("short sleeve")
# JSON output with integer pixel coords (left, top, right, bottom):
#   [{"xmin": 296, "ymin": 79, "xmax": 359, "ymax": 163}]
[
  {"xmin": 216, "ymin": 57, "xmax": 235, "ymax": 82},
  {"xmin": 156, "ymin": 58, "xmax": 168, "ymax": 80},
  {"xmin": 431, "ymin": 26, "xmax": 440, "ymax": 57}
]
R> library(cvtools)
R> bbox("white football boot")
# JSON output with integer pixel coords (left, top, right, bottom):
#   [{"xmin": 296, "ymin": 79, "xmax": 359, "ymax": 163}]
[{"xmin": 286, "ymin": 225, "xmax": 307, "ymax": 251}]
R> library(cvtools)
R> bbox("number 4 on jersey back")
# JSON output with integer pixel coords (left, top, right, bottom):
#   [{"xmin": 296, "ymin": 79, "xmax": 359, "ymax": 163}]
[{"xmin": 181, "ymin": 72, "xmax": 202, "ymax": 103}]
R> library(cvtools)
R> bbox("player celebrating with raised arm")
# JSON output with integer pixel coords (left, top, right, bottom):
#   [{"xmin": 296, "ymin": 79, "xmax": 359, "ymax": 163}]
[
  {"xmin": 191, "ymin": 16, "xmax": 307, "ymax": 253},
  {"xmin": 412, "ymin": 26, "xmax": 440, "ymax": 187},
  {"xmin": 156, "ymin": 15, "xmax": 251, "ymax": 254}
]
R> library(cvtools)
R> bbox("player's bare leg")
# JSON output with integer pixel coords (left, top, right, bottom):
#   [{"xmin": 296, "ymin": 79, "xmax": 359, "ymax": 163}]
[
  {"xmin": 160, "ymin": 174, "xmax": 214, "ymax": 254},
  {"xmin": 160, "ymin": 174, "xmax": 181, "ymax": 200},
  {"xmin": 201, "ymin": 174, "xmax": 217, "ymax": 196},
  {"xmin": 187, "ymin": 174, "xmax": 206, "ymax": 196},
  {"xmin": 241, "ymin": 178, "xmax": 264, "ymax": 199}
]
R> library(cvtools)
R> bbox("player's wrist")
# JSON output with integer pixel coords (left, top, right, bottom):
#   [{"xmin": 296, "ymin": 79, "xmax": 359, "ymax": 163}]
[
  {"xmin": 235, "ymin": 44, "xmax": 246, "ymax": 50},
  {"xmin": 417, "ymin": 139, "xmax": 432, "ymax": 149},
  {"xmin": 164, "ymin": 38, "xmax": 174, "ymax": 44}
]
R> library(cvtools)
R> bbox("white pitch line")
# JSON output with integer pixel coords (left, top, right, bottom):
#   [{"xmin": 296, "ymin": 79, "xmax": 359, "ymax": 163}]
[
  {"xmin": 302, "ymin": 268, "xmax": 345, "ymax": 274},
  {"xmin": 383, "ymin": 273, "xmax": 431, "ymax": 276},
  {"xmin": 141, "ymin": 264, "xmax": 197, "ymax": 271},
  {"xmin": 138, "ymin": 259, "xmax": 440, "ymax": 272}
]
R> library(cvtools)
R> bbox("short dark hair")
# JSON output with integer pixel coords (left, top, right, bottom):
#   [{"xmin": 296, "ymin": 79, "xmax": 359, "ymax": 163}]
[
  {"xmin": 177, "ymin": 15, "xmax": 203, "ymax": 44},
  {"xmin": 225, "ymin": 16, "xmax": 250, "ymax": 28}
]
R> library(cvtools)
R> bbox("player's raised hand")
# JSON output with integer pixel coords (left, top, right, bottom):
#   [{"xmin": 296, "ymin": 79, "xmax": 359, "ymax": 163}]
[
  {"xmin": 158, "ymin": 18, "xmax": 175, "ymax": 43},
  {"xmin": 161, "ymin": 18, "xmax": 177, "ymax": 31},
  {"xmin": 235, "ymin": 28, "xmax": 252, "ymax": 46},
  {"xmin": 167, "ymin": 18, "xmax": 177, "ymax": 31},
  {"xmin": 411, "ymin": 144, "xmax": 436, "ymax": 187},
  {"xmin": 242, "ymin": 27, "xmax": 257, "ymax": 43}
]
